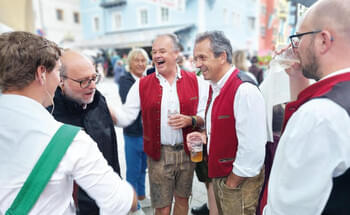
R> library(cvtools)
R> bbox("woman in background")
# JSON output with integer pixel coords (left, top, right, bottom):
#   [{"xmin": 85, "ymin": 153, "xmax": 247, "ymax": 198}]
[{"xmin": 118, "ymin": 48, "xmax": 150, "ymax": 215}]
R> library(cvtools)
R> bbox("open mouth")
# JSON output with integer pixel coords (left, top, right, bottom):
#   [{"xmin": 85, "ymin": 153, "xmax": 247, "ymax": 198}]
[{"xmin": 155, "ymin": 59, "xmax": 165, "ymax": 66}]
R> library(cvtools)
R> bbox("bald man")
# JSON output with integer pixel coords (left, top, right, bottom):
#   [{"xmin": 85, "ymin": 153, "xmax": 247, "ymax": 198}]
[
  {"xmin": 262, "ymin": 0, "xmax": 350, "ymax": 214},
  {"xmin": 48, "ymin": 50, "xmax": 121, "ymax": 215}
]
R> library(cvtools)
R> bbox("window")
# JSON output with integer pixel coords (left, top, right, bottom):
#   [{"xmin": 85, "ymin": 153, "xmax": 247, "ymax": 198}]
[
  {"xmin": 260, "ymin": 26, "xmax": 266, "ymax": 37},
  {"xmin": 93, "ymin": 16, "xmax": 100, "ymax": 32},
  {"xmin": 113, "ymin": 13, "xmax": 122, "ymax": 30},
  {"xmin": 248, "ymin": 17, "xmax": 255, "ymax": 30},
  {"xmin": 140, "ymin": 9, "xmax": 148, "ymax": 26},
  {"xmin": 56, "ymin": 9, "xmax": 64, "ymax": 21},
  {"xmin": 160, "ymin": 7, "xmax": 169, "ymax": 23},
  {"xmin": 232, "ymin": 11, "xmax": 240, "ymax": 27},
  {"xmin": 223, "ymin": 8, "xmax": 228, "ymax": 25},
  {"xmin": 73, "ymin": 12, "xmax": 80, "ymax": 24},
  {"xmin": 261, "ymin": 5, "xmax": 267, "ymax": 15}
]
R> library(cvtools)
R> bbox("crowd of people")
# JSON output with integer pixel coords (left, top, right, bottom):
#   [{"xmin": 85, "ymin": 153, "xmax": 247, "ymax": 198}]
[{"xmin": 1, "ymin": 0, "xmax": 350, "ymax": 215}]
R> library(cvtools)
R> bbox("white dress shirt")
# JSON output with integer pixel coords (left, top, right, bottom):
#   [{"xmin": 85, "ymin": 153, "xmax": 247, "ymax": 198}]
[
  {"xmin": 116, "ymin": 66, "xmax": 209, "ymax": 145},
  {"xmin": 206, "ymin": 67, "xmax": 267, "ymax": 177},
  {"xmin": 0, "ymin": 94, "xmax": 134, "ymax": 215},
  {"xmin": 263, "ymin": 70, "xmax": 350, "ymax": 215}
]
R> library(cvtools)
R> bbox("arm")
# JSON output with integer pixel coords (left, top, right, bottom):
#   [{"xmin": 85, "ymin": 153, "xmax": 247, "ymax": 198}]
[
  {"xmin": 227, "ymin": 83, "xmax": 267, "ymax": 188},
  {"xmin": 114, "ymin": 80, "xmax": 141, "ymax": 128},
  {"xmin": 286, "ymin": 64, "xmax": 310, "ymax": 101},
  {"xmin": 68, "ymin": 132, "xmax": 138, "ymax": 214},
  {"xmin": 167, "ymin": 76, "xmax": 209, "ymax": 129}
]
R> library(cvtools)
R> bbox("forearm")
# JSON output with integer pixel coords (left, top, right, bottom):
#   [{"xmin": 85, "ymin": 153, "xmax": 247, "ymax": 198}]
[{"xmin": 289, "ymin": 75, "xmax": 310, "ymax": 101}]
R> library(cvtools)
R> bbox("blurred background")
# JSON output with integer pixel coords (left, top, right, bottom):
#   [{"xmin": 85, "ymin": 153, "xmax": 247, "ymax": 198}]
[{"xmin": 0, "ymin": 0, "xmax": 316, "ymax": 76}]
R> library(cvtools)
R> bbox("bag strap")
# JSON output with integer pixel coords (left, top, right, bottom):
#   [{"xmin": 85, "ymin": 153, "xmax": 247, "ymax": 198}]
[{"xmin": 6, "ymin": 124, "xmax": 80, "ymax": 215}]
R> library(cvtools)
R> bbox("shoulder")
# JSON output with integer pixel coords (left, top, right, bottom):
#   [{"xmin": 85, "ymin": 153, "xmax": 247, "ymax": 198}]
[{"xmin": 297, "ymin": 98, "xmax": 349, "ymax": 124}]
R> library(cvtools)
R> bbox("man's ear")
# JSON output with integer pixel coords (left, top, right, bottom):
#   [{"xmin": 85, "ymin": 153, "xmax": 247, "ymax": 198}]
[
  {"xmin": 319, "ymin": 30, "xmax": 333, "ymax": 55},
  {"xmin": 36, "ymin": 66, "xmax": 46, "ymax": 85}
]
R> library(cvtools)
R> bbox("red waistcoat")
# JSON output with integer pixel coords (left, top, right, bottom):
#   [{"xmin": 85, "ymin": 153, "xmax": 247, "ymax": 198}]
[
  {"xmin": 139, "ymin": 70, "xmax": 199, "ymax": 160},
  {"xmin": 207, "ymin": 69, "xmax": 244, "ymax": 178},
  {"xmin": 259, "ymin": 72, "xmax": 350, "ymax": 214}
]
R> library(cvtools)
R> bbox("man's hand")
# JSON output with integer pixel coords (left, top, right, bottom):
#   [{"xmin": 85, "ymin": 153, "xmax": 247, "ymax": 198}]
[
  {"xmin": 186, "ymin": 131, "xmax": 207, "ymax": 151},
  {"xmin": 168, "ymin": 114, "xmax": 192, "ymax": 129},
  {"xmin": 225, "ymin": 172, "xmax": 245, "ymax": 189}
]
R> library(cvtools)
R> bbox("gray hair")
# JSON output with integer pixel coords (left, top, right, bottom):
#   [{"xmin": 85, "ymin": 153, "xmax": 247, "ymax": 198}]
[
  {"xmin": 127, "ymin": 48, "xmax": 150, "ymax": 66},
  {"xmin": 195, "ymin": 31, "xmax": 233, "ymax": 64},
  {"xmin": 153, "ymin": 33, "xmax": 181, "ymax": 51}
]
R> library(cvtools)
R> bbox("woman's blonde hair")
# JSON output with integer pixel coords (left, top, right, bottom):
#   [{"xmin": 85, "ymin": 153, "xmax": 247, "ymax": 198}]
[{"xmin": 232, "ymin": 50, "xmax": 249, "ymax": 72}]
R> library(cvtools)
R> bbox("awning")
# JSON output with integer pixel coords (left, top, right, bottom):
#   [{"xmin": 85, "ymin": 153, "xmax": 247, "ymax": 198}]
[
  {"xmin": 290, "ymin": 0, "xmax": 318, "ymax": 7},
  {"xmin": 73, "ymin": 24, "xmax": 194, "ymax": 49}
]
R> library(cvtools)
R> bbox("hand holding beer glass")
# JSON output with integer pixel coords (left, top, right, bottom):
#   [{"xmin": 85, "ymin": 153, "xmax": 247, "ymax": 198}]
[{"xmin": 186, "ymin": 132, "xmax": 206, "ymax": 163}]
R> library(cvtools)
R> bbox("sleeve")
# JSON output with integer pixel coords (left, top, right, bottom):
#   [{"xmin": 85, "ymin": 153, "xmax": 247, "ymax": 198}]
[
  {"xmin": 263, "ymin": 99, "xmax": 350, "ymax": 215},
  {"xmin": 115, "ymin": 79, "xmax": 141, "ymax": 127},
  {"xmin": 233, "ymin": 83, "xmax": 267, "ymax": 177},
  {"xmin": 196, "ymin": 77, "xmax": 209, "ymax": 119},
  {"xmin": 66, "ymin": 132, "xmax": 134, "ymax": 215}
]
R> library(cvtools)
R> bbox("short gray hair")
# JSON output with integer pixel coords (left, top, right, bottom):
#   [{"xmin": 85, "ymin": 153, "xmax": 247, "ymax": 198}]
[
  {"xmin": 195, "ymin": 31, "xmax": 233, "ymax": 64},
  {"xmin": 153, "ymin": 33, "xmax": 181, "ymax": 51}
]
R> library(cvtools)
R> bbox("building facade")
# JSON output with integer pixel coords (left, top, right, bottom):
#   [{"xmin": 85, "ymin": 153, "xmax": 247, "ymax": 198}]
[
  {"xmin": 33, "ymin": 0, "xmax": 83, "ymax": 46},
  {"xmin": 80, "ymin": 0, "xmax": 260, "ymax": 55}
]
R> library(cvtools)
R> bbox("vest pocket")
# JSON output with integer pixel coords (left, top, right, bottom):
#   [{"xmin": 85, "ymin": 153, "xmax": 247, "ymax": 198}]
[{"xmin": 219, "ymin": 158, "xmax": 235, "ymax": 163}]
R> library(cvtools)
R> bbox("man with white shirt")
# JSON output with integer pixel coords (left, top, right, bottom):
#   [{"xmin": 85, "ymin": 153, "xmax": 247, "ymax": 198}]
[
  {"xmin": 261, "ymin": 0, "xmax": 350, "ymax": 214},
  {"xmin": 0, "ymin": 31, "xmax": 137, "ymax": 214},
  {"xmin": 189, "ymin": 31, "xmax": 266, "ymax": 215},
  {"xmin": 115, "ymin": 34, "xmax": 208, "ymax": 215}
]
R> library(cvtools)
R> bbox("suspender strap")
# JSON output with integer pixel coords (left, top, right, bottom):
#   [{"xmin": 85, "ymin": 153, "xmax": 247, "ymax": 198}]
[{"xmin": 6, "ymin": 124, "xmax": 80, "ymax": 215}]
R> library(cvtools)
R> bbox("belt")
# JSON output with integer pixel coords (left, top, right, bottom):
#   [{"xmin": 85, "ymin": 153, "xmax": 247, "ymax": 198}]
[{"xmin": 162, "ymin": 143, "xmax": 184, "ymax": 151}]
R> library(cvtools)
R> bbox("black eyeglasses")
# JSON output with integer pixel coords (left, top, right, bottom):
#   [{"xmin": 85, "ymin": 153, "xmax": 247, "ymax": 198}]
[
  {"xmin": 61, "ymin": 73, "xmax": 101, "ymax": 89},
  {"xmin": 289, "ymin": 30, "xmax": 322, "ymax": 48}
]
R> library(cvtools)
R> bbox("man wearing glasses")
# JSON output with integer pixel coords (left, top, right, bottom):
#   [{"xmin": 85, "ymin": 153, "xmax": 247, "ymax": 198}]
[
  {"xmin": 48, "ymin": 50, "xmax": 121, "ymax": 215},
  {"xmin": 262, "ymin": 0, "xmax": 350, "ymax": 214}
]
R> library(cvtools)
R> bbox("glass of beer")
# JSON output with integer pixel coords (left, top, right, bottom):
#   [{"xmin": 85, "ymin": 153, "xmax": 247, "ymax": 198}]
[{"xmin": 189, "ymin": 135, "xmax": 203, "ymax": 162}]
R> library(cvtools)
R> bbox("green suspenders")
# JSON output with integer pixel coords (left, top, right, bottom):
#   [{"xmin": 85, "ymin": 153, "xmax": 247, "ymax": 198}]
[{"xmin": 6, "ymin": 124, "xmax": 80, "ymax": 215}]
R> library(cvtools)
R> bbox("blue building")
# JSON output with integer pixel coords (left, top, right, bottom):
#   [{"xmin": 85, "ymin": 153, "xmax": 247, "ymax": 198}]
[{"xmin": 80, "ymin": 0, "xmax": 260, "ymax": 55}]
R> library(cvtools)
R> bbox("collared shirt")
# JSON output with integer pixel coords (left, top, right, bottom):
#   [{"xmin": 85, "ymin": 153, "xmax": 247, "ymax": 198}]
[
  {"xmin": 116, "ymin": 66, "xmax": 209, "ymax": 145},
  {"xmin": 206, "ymin": 67, "xmax": 267, "ymax": 177},
  {"xmin": 0, "ymin": 94, "xmax": 134, "ymax": 215},
  {"xmin": 263, "ymin": 69, "xmax": 350, "ymax": 215}
]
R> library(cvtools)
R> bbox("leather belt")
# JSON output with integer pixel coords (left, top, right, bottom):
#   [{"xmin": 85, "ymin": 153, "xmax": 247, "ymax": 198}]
[{"xmin": 162, "ymin": 143, "xmax": 184, "ymax": 151}]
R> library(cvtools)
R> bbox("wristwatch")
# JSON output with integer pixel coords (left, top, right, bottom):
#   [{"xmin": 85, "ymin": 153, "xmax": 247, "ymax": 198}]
[{"xmin": 191, "ymin": 116, "xmax": 197, "ymax": 129}]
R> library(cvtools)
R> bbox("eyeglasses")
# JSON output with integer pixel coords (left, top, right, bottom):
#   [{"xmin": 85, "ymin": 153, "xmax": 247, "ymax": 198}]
[
  {"xmin": 61, "ymin": 73, "xmax": 101, "ymax": 89},
  {"xmin": 289, "ymin": 30, "xmax": 322, "ymax": 48}
]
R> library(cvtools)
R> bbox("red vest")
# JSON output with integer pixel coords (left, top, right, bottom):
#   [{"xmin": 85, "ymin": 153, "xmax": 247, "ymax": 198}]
[
  {"xmin": 139, "ymin": 70, "xmax": 199, "ymax": 160},
  {"xmin": 207, "ymin": 69, "xmax": 244, "ymax": 178},
  {"xmin": 259, "ymin": 72, "xmax": 350, "ymax": 214}
]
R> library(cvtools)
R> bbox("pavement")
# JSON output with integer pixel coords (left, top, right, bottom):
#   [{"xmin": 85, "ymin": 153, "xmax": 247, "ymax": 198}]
[{"xmin": 97, "ymin": 76, "xmax": 207, "ymax": 215}]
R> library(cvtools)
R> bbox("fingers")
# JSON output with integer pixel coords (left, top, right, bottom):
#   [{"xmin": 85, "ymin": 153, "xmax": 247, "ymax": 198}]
[{"xmin": 168, "ymin": 114, "xmax": 187, "ymax": 128}]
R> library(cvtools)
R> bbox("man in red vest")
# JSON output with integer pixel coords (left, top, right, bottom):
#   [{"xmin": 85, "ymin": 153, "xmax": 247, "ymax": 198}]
[
  {"xmin": 261, "ymin": 0, "xmax": 350, "ymax": 214},
  {"xmin": 188, "ymin": 31, "xmax": 267, "ymax": 215},
  {"xmin": 115, "ymin": 33, "xmax": 209, "ymax": 215}
]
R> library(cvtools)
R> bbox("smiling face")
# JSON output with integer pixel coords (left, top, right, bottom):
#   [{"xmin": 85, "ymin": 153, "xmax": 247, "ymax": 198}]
[
  {"xmin": 130, "ymin": 52, "xmax": 147, "ymax": 78},
  {"xmin": 60, "ymin": 51, "xmax": 98, "ymax": 106},
  {"xmin": 151, "ymin": 35, "xmax": 179, "ymax": 76},
  {"xmin": 193, "ymin": 38, "xmax": 224, "ymax": 83}
]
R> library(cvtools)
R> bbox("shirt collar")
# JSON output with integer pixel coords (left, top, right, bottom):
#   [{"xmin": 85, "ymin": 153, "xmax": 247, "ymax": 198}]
[
  {"xmin": 320, "ymin": 67, "xmax": 350, "ymax": 81},
  {"xmin": 130, "ymin": 72, "xmax": 140, "ymax": 81},
  {"xmin": 155, "ymin": 65, "xmax": 182, "ymax": 83},
  {"xmin": 210, "ymin": 66, "xmax": 236, "ymax": 93}
]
